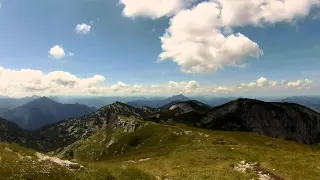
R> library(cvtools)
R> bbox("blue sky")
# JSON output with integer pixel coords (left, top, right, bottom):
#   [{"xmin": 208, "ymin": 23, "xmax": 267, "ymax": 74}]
[{"xmin": 0, "ymin": 0, "xmax": 319, "ymax": 97}]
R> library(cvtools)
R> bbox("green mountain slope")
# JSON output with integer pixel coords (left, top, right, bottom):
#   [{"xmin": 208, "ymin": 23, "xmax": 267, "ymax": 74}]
[
  {"xmin": 1, "ymin": 122, "xmax": 320, "ymax": 179},
  {"xmin": 51, "ymin": 122, "xmax": 320, "ymax": 180}
]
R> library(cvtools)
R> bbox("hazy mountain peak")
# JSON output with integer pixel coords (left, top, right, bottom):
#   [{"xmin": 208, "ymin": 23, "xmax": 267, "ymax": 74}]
[
  {"xmin": 28, "ymin": 97, "xmax": 58, "ymax": 106},
  {"xmin": 1, "ymin": 97, "xmax": 96, "ymax": 130},
  {"xmin": 168, "ymin": 94, "xmax": 189, "ymax": 100}
]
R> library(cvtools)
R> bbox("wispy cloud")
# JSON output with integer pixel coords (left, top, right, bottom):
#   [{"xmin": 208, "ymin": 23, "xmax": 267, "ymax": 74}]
[{"xmin": 75, "ymin": 24, "xmax": 91, "ymax": 35}]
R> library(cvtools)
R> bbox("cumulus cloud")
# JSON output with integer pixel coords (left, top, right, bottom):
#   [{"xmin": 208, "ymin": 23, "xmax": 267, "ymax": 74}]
[
  {"xmin": 48, "ymin": 45, "xmax": 74, "ymax": 59},
  {"xmin": 49, "ymin": 45, "xmax": 66, "ymax": 59},
  {"xmin": 256, "ymin": 77, "xmax": 269, "ymax": 87},
  {"xmin": 168, "ymin": 80, "xmax": 200, "ymax": 93},
  {"xmin": 239, "ymin": 77, "xmax": 314, "ymax": 89},
  {"xmin": 157, "ymin": 0, "xmax": 320, "ymax": 74},
  {"xmin": 158, "ymin": 1, "xmax": 263, "ymax": 74},
  {"xmin": 75, "ymin": 24, "xmax": 91, "ymax": 35},
  {"xmin": 0, "ymin": 66, "xmax": 316, "ymax": 97},
  {"xmin": 240, "ymin": 77, "xmax": 275, "ymax": 88},
  {"xmin": 0, "ymin": 66, "xmax": 106, "ymax": 97},
  {"xmin": 111, "ymin": 81, "xmax": 128, "ymax": 91},
  {"xmin": 215, "ymin": 0, "xmax": 320, "ymax": 27},
  {"xmin": 119, "ymin": 0, "xmax": 195, "ymax": 19},
  {"xmin": 287, "ymin": 79, "xmax": 314, "ymax": 89}
]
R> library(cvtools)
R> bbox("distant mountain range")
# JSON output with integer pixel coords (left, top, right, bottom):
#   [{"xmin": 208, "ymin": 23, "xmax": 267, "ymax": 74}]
[
  {"xmin": 1, "ymin": 97, "xmax": 320, "ymax": 155},
  {"xmin": 0, "ymin": 96, "xmax": 40, "ymax": 110},
  {"xmin": 0, "ymin": 95, "xmax": 319, "ymax": 131},
  {"xmin": 281, "ymin": 96, "xmax": 320, "ymax": 112},
  {"xmin": 127, "ymin": 94, "xmax": 190, "ymax": 108},
  {"xmin": 1, "ymin": 95, "xmax": 319, "ymax": 110},
  {"xmin": 0, "ymin": 97, "xmax": 96, "ymax": 130},
  {"xmin": 54, "ymin": 96, "xmax": 153, "ymax": 109}
]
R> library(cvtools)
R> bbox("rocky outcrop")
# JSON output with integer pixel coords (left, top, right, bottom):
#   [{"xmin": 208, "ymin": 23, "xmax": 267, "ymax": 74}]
[
  {"xmin": 37, "ymin": 102, "xmax": 149, "ymax": 151},
  {"xmin": 36, "ymin": 152, "xmax": 84, "ymax": 171}
]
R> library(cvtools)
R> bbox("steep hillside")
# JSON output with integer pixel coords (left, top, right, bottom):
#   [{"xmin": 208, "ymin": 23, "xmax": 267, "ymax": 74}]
[
  {"xmin": 199, "ymin": 98, "xmax": 320, "ymax": 144},
  {"xmin": 1, "ymin": 97, "xmax": 96, "ymax": 130},
  {"xmin": 0, "ymin": 118, "xmax": 41, "ymax": 149}
]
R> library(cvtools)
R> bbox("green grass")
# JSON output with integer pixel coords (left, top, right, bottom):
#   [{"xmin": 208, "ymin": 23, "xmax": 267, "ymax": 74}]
[
  {"xmin": 1, "ymin": 123, "xmax": 320, "ymax": 179},
  {"xmin": 117, "ymin": 115, "xmax": 145, "ymax": 123},
  {"xmin": 0, "ymin": 143, "xmax": 75, "ymax": 180}
]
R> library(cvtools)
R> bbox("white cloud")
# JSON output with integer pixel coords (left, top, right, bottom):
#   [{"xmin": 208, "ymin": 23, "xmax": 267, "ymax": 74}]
[
  {"xmin": 0, "ymin": 66, "xmax": 316, "ymax": 97},
  {"xmin": 184, "ymin": 80, "xmax": 200, "ymax": 92},
  {"xmin": 119, "ymin": 0, "xmax": 195, "ymax": 19},
  {"xmin": 218, "ymin": 0, "xmax": 320, "ymax": 27},
  {"xmin": 158, "ymin": 1, "xmax": 263, "ymax": 74},
  {"xmin": 239, "ymin": 77, "xmax": 314, "ymax": 90},
  {"xmin": 131, "ymin": 85, "xmax": 143, "ymax": 93},
  {"xmin": 157, "ymin": 0, "xmax": 320, "ymax": 74},
  {"xmin": 49, "ymin": 45, "xmax": 66, "ymax": 59},
  {"xmin": 213, "ymin": 86, "xmax": 234, "ymax": 93},
  {"xmin": 0, "ymin": 66, "xmax": 106, "ymax": 97},
  {"xmin": 75, "ymin": 24, "xmax": 91, "ymax": 35},
  {"xmin": 287, "ymin": 79, "xmax": 314, "ymax": 89},
  {"xmin": 240, "ymin": 77, "xmax": 272, "ymax": 88},
  {"xmin": 111, "ymin": 81, "xmax": 128, "ymax": 91},
  {"xmin": 269, "ymin": 81, "xmax": 279, "ymax": 87},
  {"xmin": 48, "ymin": 45, "xmax": 74, "ymax": 59},
  {"xmin": 256, "ymin": 77, "xmax": 269, "ymax": 87},
  {"xmin": 167, "ymin": 80, "xmax": 201, "ymax": 94}
]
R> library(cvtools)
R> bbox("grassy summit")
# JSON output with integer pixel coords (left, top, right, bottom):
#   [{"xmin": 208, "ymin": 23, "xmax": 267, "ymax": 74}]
[{"xmin": 2, "ymin": 122, "xmax": 319, "ymax": 180}]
